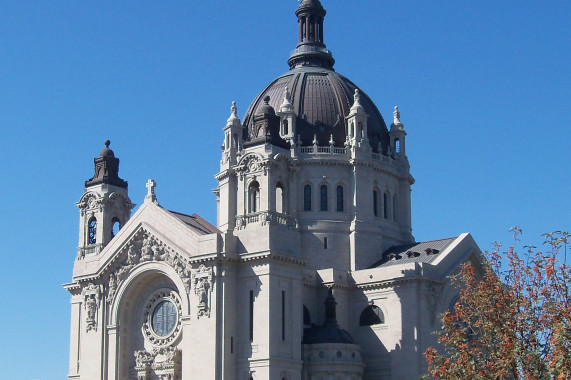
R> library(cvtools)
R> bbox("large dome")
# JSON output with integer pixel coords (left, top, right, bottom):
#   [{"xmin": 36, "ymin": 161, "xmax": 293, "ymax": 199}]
[{"xmin": 242, "ymin": 0, "xmax": 389, "ymax": 153}]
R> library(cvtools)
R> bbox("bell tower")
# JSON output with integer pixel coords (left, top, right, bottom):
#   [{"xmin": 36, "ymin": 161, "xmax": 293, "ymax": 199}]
[{"xmin": 76, "ymin": 140, "xmax": 134, "ymax": 259}]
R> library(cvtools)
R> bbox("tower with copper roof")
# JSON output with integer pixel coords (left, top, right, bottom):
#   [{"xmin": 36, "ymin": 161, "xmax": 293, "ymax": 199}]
[{"xmin": 76, "ymin": 140, "xmax": 134, "ymax": 258}]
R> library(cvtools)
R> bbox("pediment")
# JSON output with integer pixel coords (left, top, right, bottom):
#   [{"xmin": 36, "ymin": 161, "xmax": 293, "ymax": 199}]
[{"xmin": 73, "ymin": 201, "xmax": 221, "ymax": 282}]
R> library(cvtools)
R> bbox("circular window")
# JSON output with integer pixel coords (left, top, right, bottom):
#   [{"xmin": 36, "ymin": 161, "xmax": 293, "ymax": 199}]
[
  {"xmin": 152, "ymin": 300, "xmax": 177, "ymax": 336},
  {"xmin": 142, "ymin": 289, "xmax": 182, "ymax": 346}
]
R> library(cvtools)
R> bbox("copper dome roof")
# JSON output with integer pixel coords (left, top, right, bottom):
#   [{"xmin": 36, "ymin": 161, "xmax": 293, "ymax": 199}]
[{"xmin": 241, "ymin": 1, "xmax": 389, "ymax": 153}]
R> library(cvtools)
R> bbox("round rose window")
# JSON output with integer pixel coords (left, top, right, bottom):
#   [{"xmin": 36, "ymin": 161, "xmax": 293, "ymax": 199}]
[{"xmin": 142, "ymin": 289, "xmax": 182, "ymax": 346}]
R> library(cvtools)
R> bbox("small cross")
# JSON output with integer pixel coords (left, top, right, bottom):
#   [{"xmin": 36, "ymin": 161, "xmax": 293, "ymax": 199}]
[{"xmin": 145, "ymin": 179, "xmax": 157, "ymax": 203}]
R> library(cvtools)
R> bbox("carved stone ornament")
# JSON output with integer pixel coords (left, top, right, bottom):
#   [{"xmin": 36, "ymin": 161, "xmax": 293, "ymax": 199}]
[
  {"xmin": 82, "ymin": 283, "xmax": 101, "ymax": 332},
  {"xmin": 104, "ymin": 229, "xmax": 194, "ymax": 307},
  {"xmin": 134, "ymin": 346, "xmax": 181, "ymax": 380},
  {"xmin": 192, "ymin": 264, "xmax": 213, "ymax": 318},
  {"xmin": 237, "ymin": 154, "xmax": 267, "ymax": 180}
]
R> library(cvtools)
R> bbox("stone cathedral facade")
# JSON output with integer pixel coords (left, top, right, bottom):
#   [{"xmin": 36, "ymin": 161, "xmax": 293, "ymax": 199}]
[{"xmin": 65, "ymin": 1, "xmax": 482, "ymax": 379}]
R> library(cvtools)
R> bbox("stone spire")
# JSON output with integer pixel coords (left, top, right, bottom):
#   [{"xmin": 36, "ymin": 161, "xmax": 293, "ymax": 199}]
[
  {"xmin": 393, "ymin": 106, "xmax": 402, "ymax": 125},
  {"xmin": 350, "ymin": 89, "xmax": 365, "ymax": 114},
  {"xmin": 85, "ymin": 140, "xmax": 128, "ymax": 189},
  {"xmin": 279, "ymin": 87, "xmax": 294, "ymax": 113},
  {"xmin": 226, "ymin": 101, "xmax": 241, "ymax": 127},
  {"xmin": 288, "ymin": 0, "xmax": 335, "ymax": 70}
]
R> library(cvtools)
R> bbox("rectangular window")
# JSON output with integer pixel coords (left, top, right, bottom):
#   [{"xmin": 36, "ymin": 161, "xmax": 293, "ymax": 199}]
[
  {"xmin": 281, "ymin": 291, "xmax": 286, "ymax": 341},
  {"xmin": 249, "ymin": 290, "xmax": 254, "ymax": 342},
  {"xmin": 230, "ymin": 336, "xmax": 234, "ymax": 353},
  {"xmin": 324, "ymin": 237, "xmax": 328, "ymax": 249}
]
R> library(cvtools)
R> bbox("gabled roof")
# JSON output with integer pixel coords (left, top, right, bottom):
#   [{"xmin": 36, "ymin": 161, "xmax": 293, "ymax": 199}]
[
  {"xmin": 370, "ymin": 237, "xmax": 457, "ymax": 268},
  {"xmin": 166, "ymin": 209, "xmax": 220, "ymax": 235}
]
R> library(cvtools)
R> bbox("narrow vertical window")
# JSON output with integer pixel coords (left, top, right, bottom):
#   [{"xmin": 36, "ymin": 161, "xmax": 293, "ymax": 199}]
[
  {"xmin": 249, "ymin": 290, "xmax": 254, "ymax": 342},
  {"xmin": 276, "ymin": 183, "xmax": 284, "ymax": 214},
  {"xmin": 336, "ymin": 185, "xmax": 343, "ymax": 212},
  {"xmin": 373, "ymin": 191, "xmax": 379, "ymax": 217},
  {"xmin": 249, "ymin": 181, "xmax": 260, "ymax": 213},
  {"xmin": 395, "ymin": 138, "xmax": 401, "ymax": 153},
  {"xmin": 383, "ymin": 193, "xmax": 388, "ymax": 219},
  {"xmin": 281, "ymin": 290, "xmax": 286, "ymax": 341},
  {"xmin": 303, "ymin": 185, "xmax": 312, "ymax": 211},
  {"xmin": 283, "ymin": 120, "xmax": 289, "ymax": 136},
  {"xmin": 88, "ymin": 217, "xmax": 97, "ymax": 244},
  {"xmin": 230, "ymin": 337, "xmax": 234, "ymax": 354},
  {"xmin": 393, "ymin": 195, "xmax": 398, "ymax": 222},
  {"xmin": 320, "ymin": 185, "xmax": 328, "ymax": 211},
  {"xmin": 324, "ymin": 237, "xmax": 328, "ymax": 249},
  {"xmin": 232, "ymin": 133, "xmax": 238, "ymax": 149}
]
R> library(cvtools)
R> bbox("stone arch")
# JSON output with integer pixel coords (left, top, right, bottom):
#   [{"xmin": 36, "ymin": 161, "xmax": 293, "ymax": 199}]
[
  {"xmin": 109, "ymin": 262, "xmax": 191, "ymax": 379},
  {"xmin": 109, "ymin": 261, "xmax": 190, "ymax": 325}
]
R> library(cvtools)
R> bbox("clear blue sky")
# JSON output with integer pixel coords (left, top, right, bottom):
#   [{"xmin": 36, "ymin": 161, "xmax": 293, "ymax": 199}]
[{"xmin": 0, "ymin": 1, "xmax": 568, "ymax": 378}]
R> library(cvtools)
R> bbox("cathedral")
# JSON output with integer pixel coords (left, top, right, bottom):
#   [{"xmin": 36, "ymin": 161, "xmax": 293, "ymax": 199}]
[{"xmin": 65, "ymin": 1, "xmax": 482, "ymax": 379}]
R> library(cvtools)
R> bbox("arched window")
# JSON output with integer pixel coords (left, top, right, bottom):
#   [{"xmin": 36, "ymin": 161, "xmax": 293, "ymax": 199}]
[
  {"xmin": 336, "ymin": 185, "xmax": 344, "ymax": 212},
  {"xmin": 88, "ymin": 217, "xmax": 97, "ymax": 244},
  {"xmin": 303, "ymin": 184, "xmax": 312, "ymax": 211},
  {"xmin": 111, "ymin": 217, "xmax": 120, "ymax": 237},
  {"xmin": 383, "ymin": 192, "xmax": 389, "ymax": 219},
  {"xmin": 393, "ymin": 195, "xmax": 398, "ymax": 222},
  {"xmin": 282, "ymin": 120, "xmax": 289, "ymax": 136},
  {"xmin": 373, "ymin": 190, "xmax": 379, "ymax": 217},
  {"xmin": 248, "ymin": 181, "xmax": 260, "ymax": 213},
  {"xmin": 320, "ymin": 185, "xmax": 328, "ymax": 211},
  {"xmin": 303, "ymin": 305, "xmax": 311, "ymax": 327},
  {"xmin": 276, "ymin": 183, "xmax": 284, "ymax": 213},
  {"xmin": 360, "ymin": 305, "xmax": 385, "ymax": 326},
  {"xmin": 358, "ymin": 122, "xmax": 363, "ymax": 138},
  {"xmin": 395, "ymin": 138, "xmax": 401, "ymax": 153}
]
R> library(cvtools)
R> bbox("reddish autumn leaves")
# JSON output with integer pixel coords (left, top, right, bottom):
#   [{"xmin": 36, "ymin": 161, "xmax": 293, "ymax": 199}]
[{"xmin": 425, "ymin": 230, "xmax": 570, "ymax": 380}]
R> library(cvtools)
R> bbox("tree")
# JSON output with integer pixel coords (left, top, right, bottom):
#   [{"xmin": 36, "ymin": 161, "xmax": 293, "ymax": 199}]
[{"xmin": 425, "ymin": 229, "xmax": 570, "ymax": 380}]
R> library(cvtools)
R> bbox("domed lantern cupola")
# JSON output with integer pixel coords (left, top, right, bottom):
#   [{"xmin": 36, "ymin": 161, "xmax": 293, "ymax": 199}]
[{"xmin": 288, "ymin": 0, "xmax": 334, "ymax": 70}]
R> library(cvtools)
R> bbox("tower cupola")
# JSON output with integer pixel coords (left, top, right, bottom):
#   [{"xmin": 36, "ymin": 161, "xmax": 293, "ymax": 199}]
[
  {"xmin": 76, "ymin": 140, "xmax": 133, "ymax": 258},
  {"xmin": 288, "ymin": 0, "xmax": 335, "ymax": 69},
  {"xmin": 85, "ymin": 140, "xmax": 128, "ymax": 188}
]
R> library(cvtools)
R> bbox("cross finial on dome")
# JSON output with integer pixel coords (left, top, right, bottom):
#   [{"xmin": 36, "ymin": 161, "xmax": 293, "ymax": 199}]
[{"xmin": 393, "ymin": 106, "xmax": 401, "ymax": 124}]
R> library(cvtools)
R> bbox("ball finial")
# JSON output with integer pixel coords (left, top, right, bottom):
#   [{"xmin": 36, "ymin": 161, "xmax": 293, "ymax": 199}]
[{"xmin": 104, "ymin": 139, "xmax": 111, "ymax": 148}]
